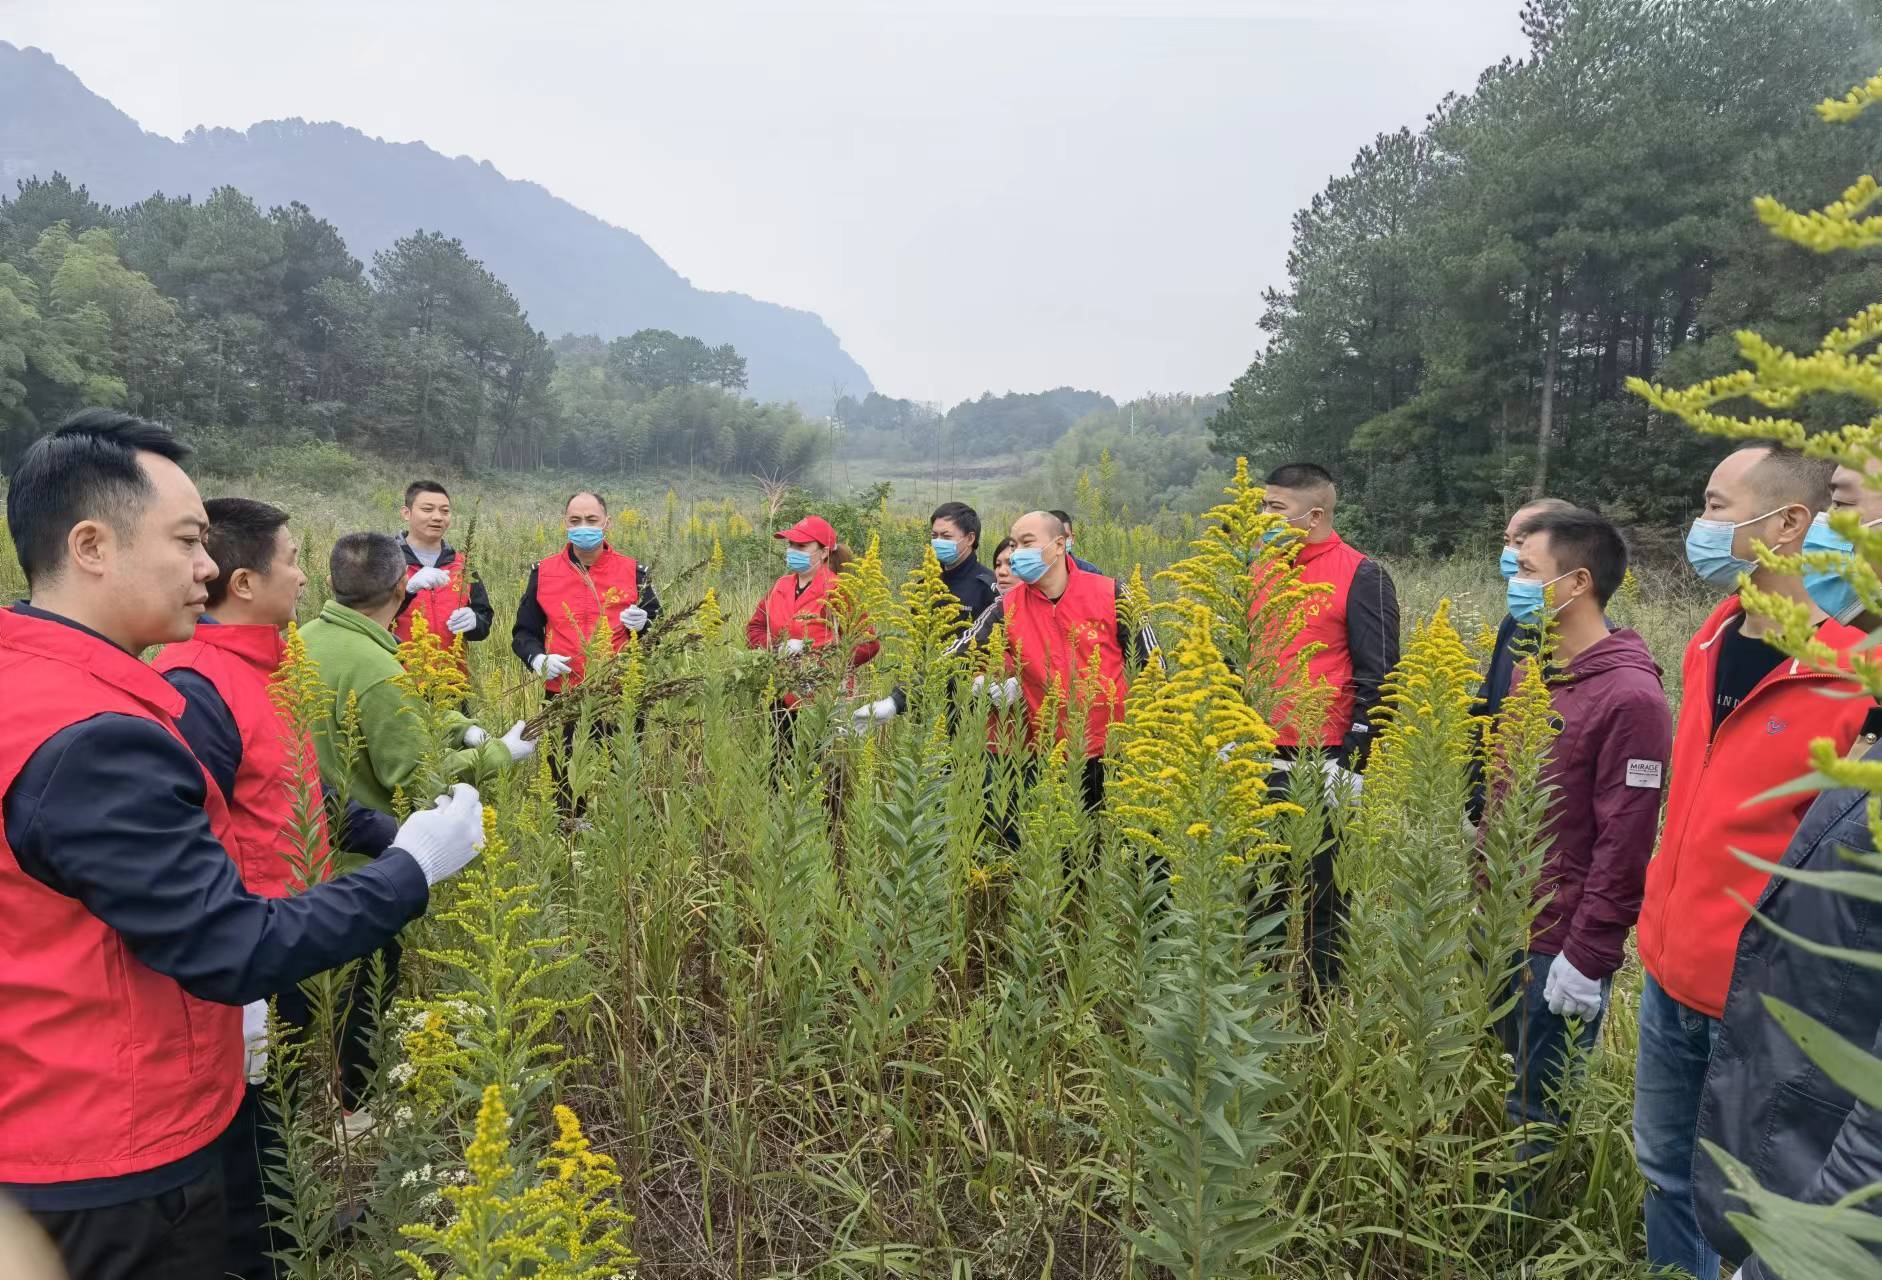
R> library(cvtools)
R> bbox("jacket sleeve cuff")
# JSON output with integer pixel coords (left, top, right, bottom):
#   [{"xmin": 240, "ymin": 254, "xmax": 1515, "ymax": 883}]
[
  {"xmin": 379, "ymin": 848, "xmax": 433, "ymax": 913},
  {"xmin": 1559, "ymin": 934, "xmax": 1620, "ymax": 982}
]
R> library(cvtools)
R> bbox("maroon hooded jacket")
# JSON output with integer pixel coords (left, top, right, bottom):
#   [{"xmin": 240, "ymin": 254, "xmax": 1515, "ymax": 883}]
[{"xmin": 1506, "ymin": 627, "xmax": 1673, "ymax": 979}]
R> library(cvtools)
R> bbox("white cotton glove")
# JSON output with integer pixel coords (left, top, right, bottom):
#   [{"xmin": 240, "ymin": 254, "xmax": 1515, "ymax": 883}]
[
  {"xmin": 498, "ymin": 720, "xmax": 535, "ymax": 764},
  {"xmin": 445, "ymin": 606, "xmax": 478, "ymax": 634},
  {"xmin": 531, "ymin": 653, "xmax": 574, "ymax": 681},
  {"xmin": 241, "ymin": 999, "xmax": 269, "ymax": 1084},
  {"xmin": 845, "ymin": 696, "xmax": 899, "ymax": 733},
  {"xmin": 619, "ymin": 605, "xmax": 649, "ymax": 632},
  {"xmin": 781, "ymin": 637, "xmax": 807, "ymax": 657},
  {"xmin": 969, "ymin": 674, "xmax": 1021, "ymax": 708},
  {"xmin": 407, "ymin": 566, "xmax": 451, "ymax": 592},
  {"xmin": 462, "ymin": 724, "xmax": 489, "ymax": 748},
  {"xmin": 1544, "ymin": 952, "xmax": 1604, "ymax": 1020},
  {"xmin": 393, "ymin": 783, "xmax": 487, "ymax": 887}
]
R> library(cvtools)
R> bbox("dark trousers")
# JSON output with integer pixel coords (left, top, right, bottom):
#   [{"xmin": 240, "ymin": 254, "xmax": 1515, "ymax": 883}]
[
  {"xmin": 274, "ymin": 935, "xmax": 401, "ymax": 1112},
  {"xmin": 1499, "ymin": 950, "xmax": 1605, "ymax": 1154},
  {"xmin": 1272, "ymin": 746, "xmax": 1349, "ymax": 995},
  {"xmin": 218, "ymin": 1086, "xmax": 283, "ymax": 1280},
  {"xmin": 984, "ymin": 751, "xmax": 1105, "ymax": 850},
  {"xmin": 32, "ymin": 1159, "xmax": 227, "ymax": 1280}
]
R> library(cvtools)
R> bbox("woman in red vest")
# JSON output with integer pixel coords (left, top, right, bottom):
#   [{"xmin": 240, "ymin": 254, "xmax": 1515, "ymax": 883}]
[{"xmin": 746, "ymin": 515, "xmax": 879, "ymax": 745}]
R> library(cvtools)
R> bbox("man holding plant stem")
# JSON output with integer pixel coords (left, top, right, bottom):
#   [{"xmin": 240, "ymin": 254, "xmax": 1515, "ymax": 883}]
[{"xmin": 1493, "ymin": 507, "xmax": 1670, "ymax": 1154}]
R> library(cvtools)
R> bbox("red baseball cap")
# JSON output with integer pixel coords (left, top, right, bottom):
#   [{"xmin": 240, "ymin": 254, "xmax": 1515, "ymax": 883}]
[{"xmin": 774, "ymin": 515, "xmax": 837, "ymax": 548}]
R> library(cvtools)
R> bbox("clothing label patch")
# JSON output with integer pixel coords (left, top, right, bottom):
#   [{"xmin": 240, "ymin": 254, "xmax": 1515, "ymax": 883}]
[{"xmin": 1625, "ymin": 759, "xmax": 1663, "ymax": 790}]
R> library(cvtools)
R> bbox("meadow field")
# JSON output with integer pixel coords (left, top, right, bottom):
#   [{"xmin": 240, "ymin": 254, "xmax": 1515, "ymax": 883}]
[{"xmin": 1, "ymin": 453, "xmax": 1735, "ymax": 1280}]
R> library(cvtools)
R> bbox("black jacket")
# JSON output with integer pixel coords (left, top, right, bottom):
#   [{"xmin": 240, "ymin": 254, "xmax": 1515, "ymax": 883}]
[
  {"xmin": 940, "ymin": 555, "xmax": 999, "ymax": 623},
  {"xmin": 395, "ymin": 534, "xmax": 495, "ymax": 642},
  {"xmin": 1695, "ymin": 737, "xmax": 1882, "ymax": 1275}
]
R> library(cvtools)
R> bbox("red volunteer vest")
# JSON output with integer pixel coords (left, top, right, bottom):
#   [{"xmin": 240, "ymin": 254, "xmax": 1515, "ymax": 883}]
[
  {"xmin": 748, "ymin": 568, "xmax": 878, "ymax": 708},
  {"xmin": 1000, "ymin": 564, "xmax": 1128, "ymax": 759},
  {"xmin": 0, "ymin": 608, "xmax": 245, "ymax": 1184},
  {"xmin": 394, "ymin": 548, "xmax": 474, "ymax": 662},
  {"xmin": 534, "ymin": 545, "xmax": 640, "ymax": 693},
  {"xmin": 152, "ymin": 623, "xmax": 333, "ymax": 898},
  {"xmin": 1257, "ymin": 533, "xmax": 1367, "ymax": 749}
]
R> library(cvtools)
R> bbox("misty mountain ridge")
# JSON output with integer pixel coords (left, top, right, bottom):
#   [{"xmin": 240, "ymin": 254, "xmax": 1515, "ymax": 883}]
[{"xmin": 0, "ymin": 41, "xmax": 871, "ymax": 411}]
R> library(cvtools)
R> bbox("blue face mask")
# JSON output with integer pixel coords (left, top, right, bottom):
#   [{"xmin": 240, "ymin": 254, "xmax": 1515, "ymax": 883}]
[
  {"xmin": 1010, "ymin": 547, "xmax": 1050, "ymax": 584},
  {"xmin": 567, "ymin": 525, "xmax": 605, "ymax": 551},
  {"xmin": 1686, "ymin": 507, "xmax": 1789, "ymax": 589},
  {"xmin": 1803, "ymin": 512, "xmax": 1864, "ymax": 624},
  {"xmin": 1506, "ymin": 570, "xmax": 1576, "ymax": 628},
  {"xmin": 1499, "ymin": 546, "xmax": 1520, "ymax": 581},
  {"xmin": 785, "ymin": 548, "xmax": 814, "ymax": 575},
  {"xmin": 931, "ymin": 538, "xmax": 959, "ymax": 567},
  {"xmin": 1262, "ymin": 522, "xmax": 1302, "ymax": 546}
]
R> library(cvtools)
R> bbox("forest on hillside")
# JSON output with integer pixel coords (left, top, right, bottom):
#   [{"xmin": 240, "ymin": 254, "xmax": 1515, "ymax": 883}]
[
  {"xmin": 1211, "ymin": 0, "xmax": 1882, "ymax": 552},
  {"xmin": 0, "ymin": 177, "xmax": 830, "ymax": 479}
]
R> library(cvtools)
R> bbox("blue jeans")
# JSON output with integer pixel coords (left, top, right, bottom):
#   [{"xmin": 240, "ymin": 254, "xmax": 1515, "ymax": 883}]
[
  {"xmin": 1502, "ymin": 951, "xmax": 1605, "ymax": 1143},
  {"xmin": 1634, "ymin": 973, "xmax": 1723, "ymax": 1278}
]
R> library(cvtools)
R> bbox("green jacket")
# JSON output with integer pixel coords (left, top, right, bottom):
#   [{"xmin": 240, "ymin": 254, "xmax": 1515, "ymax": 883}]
[{"xmin": 299, "ymin": 599, "xmax": 509, "ymax": 815}]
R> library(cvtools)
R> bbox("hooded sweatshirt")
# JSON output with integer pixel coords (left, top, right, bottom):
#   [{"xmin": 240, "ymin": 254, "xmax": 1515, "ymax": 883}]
[{"xmin": 1508, "ymin": 627, "xmax": 1673, "ymax": 978}]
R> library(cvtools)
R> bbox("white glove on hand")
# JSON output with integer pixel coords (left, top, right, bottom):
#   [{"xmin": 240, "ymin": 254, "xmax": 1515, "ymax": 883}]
[
  {"xmin": 407, "ymin": 566, "xmax": 451, "ymax": 592},
  {"xmin": 445, "ymin": 606, "xmax": 478, "ymax": 634},
  {"xmin": 531, "ymin": 653, "xmax": 573, "ymax": 681},
  {"xmin": 781, "ymin": 637, "xmax": 807, "ymax": 657},
  {"xmin": 1544, "ymin": 952, "xmax": 1604, "ymax": 1020},
  {"xmin": 241, "ymin": 999, "xmax": 269, "ymax": 1084},
  {"xmin": 394, "ymin": 783, "xmax": 486, "ymax": 887},
  {"xmin": 846, "ymin": 696, "xmax": 899, "ymax": 731},
  {"xmin": 619, "ymin": 605, "xmax": 649, "ymax": 632},
  {"xmin": 969, "ymin": 674, "xmax": 1021, "ymax": 708},
  {"xmin": 462, "ymin": 724, "xmax": 489, "ymax": 748},
  {"xmin": 498, "ymin": 721, "xmax": 535, "ymax": 764}
]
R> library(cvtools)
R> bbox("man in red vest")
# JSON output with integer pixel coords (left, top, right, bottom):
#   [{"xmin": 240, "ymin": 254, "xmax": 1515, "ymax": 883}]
[
  {"xmin": 854, "ymin": 510, "xmax": 1159, "ymax": 815},
  {"xmin": 1258, "ymin": 462, "xmax": 1400, "ymax": 992},
  {"xmin": 394, "ymin": 480, "xmax": 492, "ymax": 664},
  {"xmin": 0, "ymin": 410, "xmax": 487, "ymax": 1280},
  {"xmin": 151, "ymin": 497, "xmax": 398, "ymax": 1280},
  {"xmin": 1632, "ymin": 443, "xmax": 1866, "ymax": 1279}
]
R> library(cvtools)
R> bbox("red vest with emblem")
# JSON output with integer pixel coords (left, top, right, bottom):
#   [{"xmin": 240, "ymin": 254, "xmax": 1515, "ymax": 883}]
[
  {"xmin": 394, "ymin": 548, "xmax": 474, "ymax": 663},
  {"xmin": 152, "ymin": 623, "xmax": 333, "ymax": 898},
  {"xmin": 534, "ymin": 545, "xmax": 640, "ymax": 693},
  {"xmin": 749, "ymin": 567, "xmax": 878, "ymax": 708},
  {"xmin": 1000, "ymin": 563, "xmax": 1127, "ymax": 759},
  {"xmin": 1637, "ymin": 596, "xmax": 1869, "ymax": 1017},
  {"xmin": 0, "ymin": 608, "xmax": 245, "ymax": 1184},
  {"xmin": 1255, "ymin": 532, "xmax": 1368, "ymax": 749}
]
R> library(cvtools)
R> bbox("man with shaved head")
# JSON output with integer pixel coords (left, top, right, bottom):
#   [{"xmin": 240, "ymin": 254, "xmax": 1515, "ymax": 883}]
[
  {"xmin": 852, "ymin": 508, "xmax": 1158, "ymax": 816},
  {"xmin": 1253, "ymin": 461, "xmax": 1399, "ymax": 994},
  {"xmin": 1632, "ymin": 442, "xmax": 1871, "ymax": 1278}
]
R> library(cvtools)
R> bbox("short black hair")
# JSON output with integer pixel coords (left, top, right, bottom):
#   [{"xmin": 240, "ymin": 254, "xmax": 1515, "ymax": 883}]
[
  {"xmin": 329, "ymin": 532, "xmax": 406, "ymax": 608},
  {"xmin": 1265, "ymin": 462, "xmax": 1338, "ymax": 512},
  {"xmin": 6, "ymin": 408, "xmax": 192, "ymax": 588},
  {"xmin": 930, "ymin": 501, "xmax": 981, "ymax": 543},
  {"xmin": 203, "ymin": 498, "xmax": 290, "ymax": 609},
  {"xmin": 404, "ymin": 480, "xmax": 449, "ymax": 508},
  {"xmin": 1514, "ymin": 507, "xmax": 1628, "ymax": 606},
  {"xmin": 566, "ymin": 490, "xmax": 607, "ymax": 513},
  {"xmin": 1738, "ymin": 443, "xmax": 1834, "ymax": 513},
  {"xmin": 1048, "ymin": 509, "xmax": 1074, "ymax": 529}
]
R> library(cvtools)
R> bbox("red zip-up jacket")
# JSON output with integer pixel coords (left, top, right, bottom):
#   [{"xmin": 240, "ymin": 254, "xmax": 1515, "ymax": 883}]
[
  {"xmin": 746, "ymin": 567, "xmax": 880, "ymax": 708},
  {"xmin": 1637, "ymin": 595, "xmax": 1869, "ymax": 1017}
]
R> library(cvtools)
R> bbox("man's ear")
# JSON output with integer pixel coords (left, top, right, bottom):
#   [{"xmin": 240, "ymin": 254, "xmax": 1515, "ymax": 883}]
[
  {"xmin": 227, "ymin": 566, "xmax": 253, "ymax": 603},
  {"xmin": 66, "ymin": 519, "xmax": 112, "ymax": 579}
]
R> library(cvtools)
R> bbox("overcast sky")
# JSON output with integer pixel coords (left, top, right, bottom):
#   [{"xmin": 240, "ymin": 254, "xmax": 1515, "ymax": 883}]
[{"xmin": 4, "ymin": 0, "xmax": 1528, "ymax": 407}]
